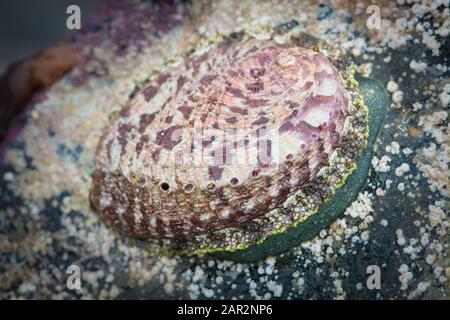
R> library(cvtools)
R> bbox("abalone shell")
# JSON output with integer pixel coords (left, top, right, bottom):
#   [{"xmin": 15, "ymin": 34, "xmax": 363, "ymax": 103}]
[{"xmin": 90, "ymin": 33, "xmax": 368, "ymax": 254}]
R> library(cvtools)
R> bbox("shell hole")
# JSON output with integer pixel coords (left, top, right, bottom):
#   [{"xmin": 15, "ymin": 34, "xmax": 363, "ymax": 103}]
[
  {"xmin": 231, "ymin": 177, "xmax": 239, "ymax": 185},
  {"xmin": 184, "ymin": 184, "xmax": 194, "ymax": 193},
  {"xmin": 160, "ymin": 182, "xmax": 170, "ymax": 191},
  {"xmin": 286, "ymin": 153, "xmax": 293, "ymax": 160},
  {"xmin": 207, "ymin": 183, "xmax": 216, "ymax": 191},
  {"xmin": 251, "ymin": 170, "xmax": 259, "ymax": 177},
  {"xmin": 137, "ymin": 176, "xmax": 146, "ymax": 186}
]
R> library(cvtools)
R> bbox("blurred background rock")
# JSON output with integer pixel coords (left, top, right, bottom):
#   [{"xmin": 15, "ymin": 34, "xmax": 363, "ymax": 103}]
[{"xmin": 0, "ymin": 0, "xmax": 105, "ymax": 73}]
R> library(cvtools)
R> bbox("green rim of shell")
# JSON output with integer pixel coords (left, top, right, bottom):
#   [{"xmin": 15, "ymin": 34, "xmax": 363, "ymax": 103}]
[{"xmin": 212, "ymin": 74, "xmax": 389, "ymax": 262}]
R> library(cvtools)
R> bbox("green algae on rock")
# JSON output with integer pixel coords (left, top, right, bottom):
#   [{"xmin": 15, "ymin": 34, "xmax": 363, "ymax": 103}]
[{"xmin": 90, "ymin": 28, "xmax": 370, "ymax": 255}]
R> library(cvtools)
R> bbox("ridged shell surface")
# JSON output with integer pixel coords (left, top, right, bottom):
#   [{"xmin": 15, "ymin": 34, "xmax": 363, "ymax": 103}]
[{"xmin": 91, "ymin": 38, "xmax": 353, "ymax": 240}]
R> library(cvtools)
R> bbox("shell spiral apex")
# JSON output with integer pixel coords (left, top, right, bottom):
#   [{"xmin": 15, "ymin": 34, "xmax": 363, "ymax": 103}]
[{"xmin": 90, "ymin": 33, "xmax": 368, "ymax": 254}]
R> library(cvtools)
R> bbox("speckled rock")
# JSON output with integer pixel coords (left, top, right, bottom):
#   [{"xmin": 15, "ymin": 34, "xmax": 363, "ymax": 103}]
[{"xmin": 0, "ymin": 0, "xmax": 447, "ymax": 300}]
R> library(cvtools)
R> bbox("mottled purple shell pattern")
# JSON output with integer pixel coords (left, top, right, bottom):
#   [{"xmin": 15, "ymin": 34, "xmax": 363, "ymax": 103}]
[{"xmin": 91, "ymin": 39, "xmax": 351, "ymax": 240}]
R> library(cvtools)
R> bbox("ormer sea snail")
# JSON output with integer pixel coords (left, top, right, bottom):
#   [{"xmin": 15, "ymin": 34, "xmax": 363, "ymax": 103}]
[{"xmin": 90, "ymin": 29, "xmax": 387, "ymax": 260}]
